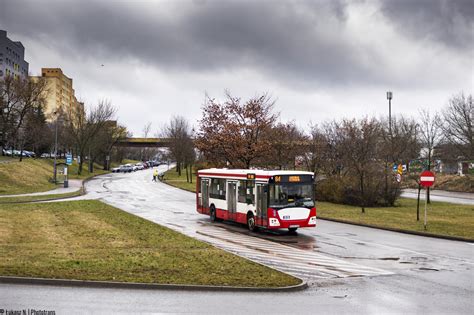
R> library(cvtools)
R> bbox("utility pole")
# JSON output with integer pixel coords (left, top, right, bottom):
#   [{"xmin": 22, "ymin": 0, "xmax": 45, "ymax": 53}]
[{"xmin": 53, "ymin": 112, "xmax": 59, "ymax": 184}]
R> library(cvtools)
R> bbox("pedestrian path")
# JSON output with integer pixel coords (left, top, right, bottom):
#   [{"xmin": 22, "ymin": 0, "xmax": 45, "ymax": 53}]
[
  {"xmin": 401, "ymin": 189, "xmax": 474, "ymax": 205},
  {"xmin": 196, "ymin": 226, "xmax": 392, "ymax": 280},
  {"xmin": 0, "ymin": 179, "xmax": 82, "ymax": 198}
]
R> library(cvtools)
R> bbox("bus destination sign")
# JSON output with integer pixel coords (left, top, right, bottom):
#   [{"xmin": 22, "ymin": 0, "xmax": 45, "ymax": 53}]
[{"xmin": 271, "ymin": 175, "xmax": 313, "ymax": 184}]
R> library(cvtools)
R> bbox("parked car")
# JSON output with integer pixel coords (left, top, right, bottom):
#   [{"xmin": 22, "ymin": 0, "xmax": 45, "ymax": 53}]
[
  {"xmin": 120, "ymin": 164, "xmax": 133, "ymax": 173},
  {"xmin": 112, "ymin": 166, "xmax": 121, "ymax": 173},
  {"xmin": 23, "ymin": 150, "xmax": 35, "ymax": 157},
  {"xmin": 135, "ymin": 163, "xmax": 144, "ymax": 170}
]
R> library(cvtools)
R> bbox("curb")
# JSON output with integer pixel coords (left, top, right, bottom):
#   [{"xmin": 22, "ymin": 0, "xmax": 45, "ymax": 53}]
[
  {"xmin": 318, "ymin": 216, "xmax": 474, "ymax": 243},
  {"xmin": 0, "ymin": 276, "xmax": 307, "ymax": 292}
]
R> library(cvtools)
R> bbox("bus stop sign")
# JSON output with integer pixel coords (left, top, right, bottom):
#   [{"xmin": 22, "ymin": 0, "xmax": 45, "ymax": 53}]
[{"xmin": 420, "ymin": 170, "xmax": 435, "ymax": 187}]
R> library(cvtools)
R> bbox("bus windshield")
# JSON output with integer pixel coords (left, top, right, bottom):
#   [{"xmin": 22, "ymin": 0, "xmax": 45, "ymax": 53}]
[{"xmin": 269, "ymin": 183, "xmax": 314, "ymax": 209}]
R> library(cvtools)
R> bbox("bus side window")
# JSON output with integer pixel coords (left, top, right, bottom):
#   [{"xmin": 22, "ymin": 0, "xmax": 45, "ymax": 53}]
[
  {"xmin": 238, "ymin": 180, "xmax": 254, "ymax": 204},
  {"xmin": 210, "ymin": 178, "xmax": 226, "ymax": 200}
]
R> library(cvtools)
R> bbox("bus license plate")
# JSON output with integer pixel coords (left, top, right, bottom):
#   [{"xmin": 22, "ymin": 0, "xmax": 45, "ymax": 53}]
[
  {"xmin": 289, "ymin": 225, "xmax": 300, "ymax": 228},
  {"xmin": 283, "ymin": 215, "xmax": 290, "ymax": 220}
]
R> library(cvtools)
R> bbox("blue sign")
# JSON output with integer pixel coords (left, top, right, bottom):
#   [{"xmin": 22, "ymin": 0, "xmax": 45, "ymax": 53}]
[
  {"xmin": 392, "ymin": 164, "xmax": 397, "ymax": 172},
  {"xmin": 66, "ymin": 154, "xmax": 73, "ymax": 165}
]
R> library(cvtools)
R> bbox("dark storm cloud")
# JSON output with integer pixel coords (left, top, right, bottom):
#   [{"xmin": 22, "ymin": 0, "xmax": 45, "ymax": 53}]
[
  {"xmin": 380, "ymin": 0, "xmax": 474, "ymax": 50},
  {"xmin": 0, "ymin": 0, "xmax": 470, "ymax": 89}
]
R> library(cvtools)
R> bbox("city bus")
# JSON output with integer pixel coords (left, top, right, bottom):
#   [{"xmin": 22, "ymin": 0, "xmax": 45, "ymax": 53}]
[{"xmin": 196, "ymin": 169, "xmax": 317, "ymax": 232}]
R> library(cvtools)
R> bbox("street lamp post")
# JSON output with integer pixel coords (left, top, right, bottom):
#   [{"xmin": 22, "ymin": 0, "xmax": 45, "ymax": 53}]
[
  {"xmin": 53, "ymin": 114, "xmax": 59, "ymax": 184},
  {"xmin": 386, "ymin": 91, "xmax": 393, "ymax": 136}
]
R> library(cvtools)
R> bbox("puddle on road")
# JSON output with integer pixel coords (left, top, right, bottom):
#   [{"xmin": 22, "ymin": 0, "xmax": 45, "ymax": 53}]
[{"xmin": 418, "ymin": 267, "xmax": 439, "ymax": 271}]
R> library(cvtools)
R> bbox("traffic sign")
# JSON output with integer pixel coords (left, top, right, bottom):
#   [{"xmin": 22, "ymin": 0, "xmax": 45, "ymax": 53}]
[
  {"xmin": 396, "ymin": 173, "xmax": 401, "ymax": 183},
  {"xmin": 420, "ymin": 170, "xmax": 435, "ymax": 187},
  {"xmin": 66, "ymin": 154, "xmax": 73, "ymax": 165}
]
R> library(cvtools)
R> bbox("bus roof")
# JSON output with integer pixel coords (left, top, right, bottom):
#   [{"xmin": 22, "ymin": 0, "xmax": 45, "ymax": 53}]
[{"xmin": 197, "ymin": 168, "xmax": 314, "ymax": 181}]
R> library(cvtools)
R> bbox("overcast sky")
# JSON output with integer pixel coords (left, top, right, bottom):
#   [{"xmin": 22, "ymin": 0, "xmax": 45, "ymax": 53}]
[{"xmin": 1, "ymin": 0, "xmax": 472, "ymax": 135}]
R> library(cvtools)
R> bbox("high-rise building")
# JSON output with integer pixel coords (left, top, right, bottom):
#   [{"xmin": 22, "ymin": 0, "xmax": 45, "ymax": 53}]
[
  {"xmin": 37, "ymin": 68, "xmax": 79, "ymax": 121},
  {"xmin": 0, "ymin": 30, "xmax": 29, "ymax": 79}
]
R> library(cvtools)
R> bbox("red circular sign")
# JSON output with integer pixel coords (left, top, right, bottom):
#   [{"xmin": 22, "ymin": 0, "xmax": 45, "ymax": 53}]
[{"xmin": 420, "ymin": 170, "xmax": 435, "ymax": 187}]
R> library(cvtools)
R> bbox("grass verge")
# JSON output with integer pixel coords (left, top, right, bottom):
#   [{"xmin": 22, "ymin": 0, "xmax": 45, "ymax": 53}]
[
  {"xmin": 0, "ymin": 157, "xmax": 111, "ymax": 196},
  {"xmin": 0, "ymin": 158, "xmax": 56, "ymax": 195},
  {"xmin": 0, "ymin": 200, "xmax": 300, "ymax": 287},
  {"xmin": 162, "ymin": 167, "xmax": 196, "ymax": 192},
  {"xmin": 0, "ymin": 190, "xmax": 82, "ymax": 204},
  {"xmin": 317, "ymin": 198, "xmax": 474, "ymax": 240}
]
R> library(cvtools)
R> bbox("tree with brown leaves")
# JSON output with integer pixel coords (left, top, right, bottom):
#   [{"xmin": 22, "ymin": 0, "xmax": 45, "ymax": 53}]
[{"xmin": 196, "ymin": 92, "xmax": 277, "ymax": 168}]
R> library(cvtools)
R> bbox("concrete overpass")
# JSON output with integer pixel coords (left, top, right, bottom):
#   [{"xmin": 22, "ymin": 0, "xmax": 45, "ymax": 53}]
[{"xmin": 115, "ymin": 138, "xmax": 173, "ymax": 148}]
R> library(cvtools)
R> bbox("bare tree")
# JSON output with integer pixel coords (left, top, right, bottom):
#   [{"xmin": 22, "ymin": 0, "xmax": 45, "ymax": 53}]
[
  {"xmin": 303, "ymin": 124, "xmax": 329, "ymax": 177},
  {"xmin": 66, "ymin": 100, "xmax": 116, "ymax": 174},
  {"xmin": 0, "ymin": 75, "xmax": 47, "ymax": 158},
  {"xmin": 267, "ymin": 121, "xmax": 306, "ymax": 169},
  {"xmin": 164, "ymin": 116, "xmax": 194, "ymax": 177},
  {"xmin": 418, "ymin": 109, "xmax": 442, "ymax": 203},
  {"xmin": 335, "ymin": 118, "xmax": 382, "ymax": 213},
  {"xmin": 440, "ymin": 92, "xmax": 473, "ymax": 159}
]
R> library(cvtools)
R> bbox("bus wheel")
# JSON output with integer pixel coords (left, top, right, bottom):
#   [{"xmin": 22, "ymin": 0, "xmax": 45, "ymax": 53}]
[
  {"xmin": 247, "ymin": 213, "xmax": 257, "ymax": 232},
  {"xmin": 288, "ymin": 227, "xmax": 298, "ymax": 233},
  {"xmin": 210, "ymin": 205, "xmax": 217, "ymax": 222}
]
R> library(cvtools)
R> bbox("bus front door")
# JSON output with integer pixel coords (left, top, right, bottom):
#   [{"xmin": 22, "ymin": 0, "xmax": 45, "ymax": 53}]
[
  {"xmin": 227, "ymin": 182, "xmax": 237, "ymax": 220},
  {"xmin": 201, "ymin": 179, "xmax": 209, "ymax": 211},
  {"xmin": 256, "ymin": 184, "xmax": 268, "ymax": 226}
]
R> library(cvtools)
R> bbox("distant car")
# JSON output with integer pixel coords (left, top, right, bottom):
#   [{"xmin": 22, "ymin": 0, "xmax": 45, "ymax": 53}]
[
  {"xmin": 3, "ymin": 149, "xmax": 12, "ymax": 156},
  {"xmin": 135, "ymin": 163, "xmax": 144, "ymax": 170},
  {"xmin": 120, "ymin": 164, "xmax": 133, "ymax": 173},
  {"xmin": 23, "ymin": 150, "xmax": 35, "ymax": 157},
  {"xmin": 112, "ymin": 166, "xmax": 121, "ymax": 173}
]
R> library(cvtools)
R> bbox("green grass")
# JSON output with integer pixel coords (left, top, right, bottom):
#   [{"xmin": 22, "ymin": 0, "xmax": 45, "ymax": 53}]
[
  {"xmin": 0, "ymin": 157, "xmax": 112, "ymax": 196},
  {"xmin": 317, "ymin": 198, "xmax": 474, "ymax": 239},
  {"xmin": 0, "ymin": 200, "xmax": 300, "ymax": 287},
  {"xmin": 0, "ymin": 158, "xmax": 57, "ymax": 195},
  {"xmin": 0, "ymin": 190, "xmax": 82, "ymax": 203},
  {"xmin": 162, "ymin": 167, "xmax": 197, "ymax": 192}
]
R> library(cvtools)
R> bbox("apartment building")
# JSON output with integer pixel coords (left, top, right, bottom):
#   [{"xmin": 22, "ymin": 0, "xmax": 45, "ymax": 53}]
[
  {"xmin": 0, "ymin": 30, "xmax": 29, "ymax": 79},
  {"xmin": 38, "ymin": 68, "xmax": 80, "ymax": 120}
]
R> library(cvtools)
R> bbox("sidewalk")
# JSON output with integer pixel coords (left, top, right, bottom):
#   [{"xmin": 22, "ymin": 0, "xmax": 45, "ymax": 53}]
[{"xmin": 0, "ymin": 179, "xmax": 83, "ymax": 198}]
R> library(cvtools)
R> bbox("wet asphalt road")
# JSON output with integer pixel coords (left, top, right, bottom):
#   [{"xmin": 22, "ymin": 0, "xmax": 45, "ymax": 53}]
[
  {"xmin": 1, "ymin": 167, "xmax": 473, "ymax": 314},
  {"xmin": 401, "ymin": 188, "xmax": 474, "ymax": 205}
]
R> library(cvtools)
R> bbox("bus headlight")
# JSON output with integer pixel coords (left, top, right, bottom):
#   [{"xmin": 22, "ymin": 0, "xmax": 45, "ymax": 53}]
[
  {"xmin": 308, "ymin": 216, "xmax": 317, "ymax": 225},
  {"xmin": 269, "ymin": 218, "xmax": 280, "ymax": 227}
]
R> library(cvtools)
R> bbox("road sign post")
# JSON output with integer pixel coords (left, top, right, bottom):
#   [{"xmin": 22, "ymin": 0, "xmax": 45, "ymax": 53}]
[
  {"xmin": 419, "ymin": 170, "xmax": 435, "ymax": 230},
  {"xmin": 66, "ymin": 154, "xmax": 73, "ymax": 165}
]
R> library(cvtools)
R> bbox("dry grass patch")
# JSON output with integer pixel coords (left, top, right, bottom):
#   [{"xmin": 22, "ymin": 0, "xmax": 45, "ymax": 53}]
[
  {"xmin": 0, "ymin": 200, "xmax": 300, "ymax": 287},
  {"xmin": 317, "ymin": 198, "xmax": 474, "ymax": 239},
  {"xmin": 0, "ymin": 158, "xmax": 55, "ymax": 195},
  {"xmin": 162, "ymin": 167, "xmax": 196, "ymax": 192}
]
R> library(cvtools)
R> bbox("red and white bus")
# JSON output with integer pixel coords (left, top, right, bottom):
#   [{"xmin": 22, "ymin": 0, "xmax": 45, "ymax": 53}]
[{"xmin": 196, "ymin": 169, "xmax": 317, "ymax": 232}]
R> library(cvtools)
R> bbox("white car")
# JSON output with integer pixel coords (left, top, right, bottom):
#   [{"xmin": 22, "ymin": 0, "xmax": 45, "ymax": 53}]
[
  {"xmin": 135, "ymin": 163, "xmax": 144, "ymax": 170},
  {"xmin": 111, "ymin": 166, "xmax": 121, "ymax": 173}
]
